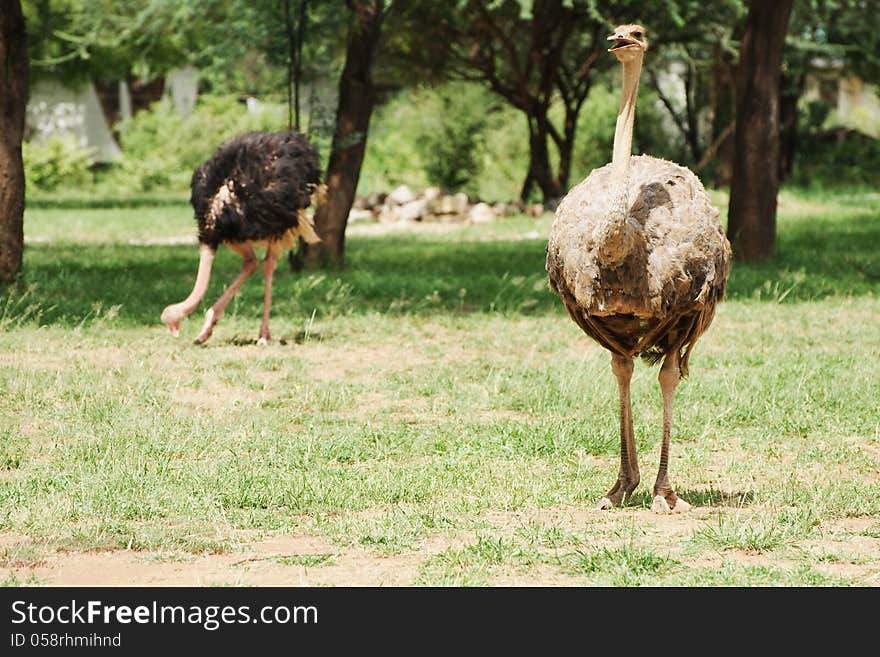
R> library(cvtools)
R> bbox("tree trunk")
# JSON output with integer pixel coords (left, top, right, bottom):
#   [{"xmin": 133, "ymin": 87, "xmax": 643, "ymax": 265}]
[
  {"xmin": 727, "ymin": 0, "xmax": 794, "ymax": 263},
  {"xmin": 294, "ymin": 0, "xmax": 308, "ymax": 132},
  {"xmin": 709, "ymin": 46, "xmax": 737, "ymax": 187},
  {"xmin": 522, "ymin": 113, "xmax": 564, "ymax": 203},
  {"xmin": 778, "ymin": 70, "xmax": 806, "ymax": 181},
  {"xmin": 0, "ymin": 1, "xmax": 28, "ymax": 283},
  {"xmin": 555, "ymin": 100, "xmax": 584, "ymax": 197},
  {"xmin": 683, "ymin": 61, "xmax": 703, "ymax": 164},
  {"xmin": 296, "ymin": 0, "xmax": 385, "ymax": 269}
]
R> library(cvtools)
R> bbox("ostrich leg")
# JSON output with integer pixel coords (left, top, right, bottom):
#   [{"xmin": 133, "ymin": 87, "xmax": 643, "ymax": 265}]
[
  {"xmin": 194, "ymin": 243, "xmax": 258, "ymax": 344},
  {"xmin": 650, "ymin": 351, "xmax": 691, "ymax": 513},
  {"xmin": 597, "ymin": 354, "xmax": 640, "ymax": 509},
  {"xmin": 161, "ymin": 244, "xmax": 215, "ymax": 337},
  {"xmin": 257, "ymin": 241, "xmax": 282, "ymax": 346}
]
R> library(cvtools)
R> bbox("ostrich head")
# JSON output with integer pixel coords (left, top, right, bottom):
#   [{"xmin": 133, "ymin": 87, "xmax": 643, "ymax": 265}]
[
  {"xmin": 607, "ymin": 24, "xmax": 648, "ymax": 62},
  {"xmin": 161, "ymin": 304, "xmax": 185, "ymax": 338}
]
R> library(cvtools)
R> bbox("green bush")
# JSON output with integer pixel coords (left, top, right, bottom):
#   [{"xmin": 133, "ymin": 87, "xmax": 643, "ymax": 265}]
[
  {"xmin": 792, "ymin": 127, "xmax": 880, "ymax": 187},
  {"xmin": 111, "ymin": 96, "xmax": 291, "ymax": 192},
  {"xmin": 22, "ymin": 136, "xmax": 94, "ymax": 192},
  {"xmin": 568, "ymin": 82, "xmax": 618, "ymax": 181},
  {"xmin": 412, "ymin": 82, "xmax": 490, "ymax": 191},
  {"xmin": 363, "ymin": 80, "xmax": 623, "ymax": 201},
  {"xmin": 360, "ymin": 92, "xmax": 430, "ymax": 194}
]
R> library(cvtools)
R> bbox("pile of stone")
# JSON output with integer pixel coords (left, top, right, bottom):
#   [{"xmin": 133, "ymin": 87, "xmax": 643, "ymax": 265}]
[{"xmin": 348, "ymin": 185, "xmax": 549, "ymax": 225}]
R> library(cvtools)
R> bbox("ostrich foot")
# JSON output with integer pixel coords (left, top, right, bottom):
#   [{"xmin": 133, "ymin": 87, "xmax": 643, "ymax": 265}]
[
  {"xmin": 596, "ymin": 478, "xmax": 639, "ymax": 510},
  {"xmin": 194, "ymin": 309, "xmax": 218, "ymax": 345},
  {"xmin": 256, "ymin": 335, "xmax": 271, "ymax": 346},
  {"xmin": 651, "ymin": 495, "xmax": 691, "ymax": 514}
]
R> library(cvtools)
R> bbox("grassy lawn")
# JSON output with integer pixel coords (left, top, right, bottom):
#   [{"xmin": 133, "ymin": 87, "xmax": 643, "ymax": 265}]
[{"xmin": 1, "ymin": 189, "xmax": 879, "ymax": 586}]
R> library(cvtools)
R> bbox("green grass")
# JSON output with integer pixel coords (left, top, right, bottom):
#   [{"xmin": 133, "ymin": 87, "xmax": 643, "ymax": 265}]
[
  {"xmin": 1, "ymin": 188, "xmax": 879, "ymax": 586},
  {"xmin": 276, "ymin": 554, "xmax": 335, "ymax": 567}
]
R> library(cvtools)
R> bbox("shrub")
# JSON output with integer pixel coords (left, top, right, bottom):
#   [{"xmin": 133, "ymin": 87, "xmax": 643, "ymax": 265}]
[
  {"xmin": 792, "ymin": 127, "xmax": 880, "ymax": 187},
  {"xmin": 412, "ymin": 82, "xmax": 490, "ymax": 192},
  {"xmin": 111, "ymin": 96, "xmax": 292, "ymax": 192},
  {"xmin": 22, "ymin": 136, "xmax": 94, "ymax": 192}
]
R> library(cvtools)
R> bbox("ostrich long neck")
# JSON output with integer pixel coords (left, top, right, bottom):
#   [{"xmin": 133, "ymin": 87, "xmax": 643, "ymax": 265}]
[
  {"xmin": 611, "ymin": 53, "xmax": 643, "ymax": 191},
  {"xmin": 595, "ymin": 52, "xmax": 644, "ymax": 264}
]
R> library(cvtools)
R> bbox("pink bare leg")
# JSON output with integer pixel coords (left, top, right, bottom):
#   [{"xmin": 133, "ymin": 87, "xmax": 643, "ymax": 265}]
[
  {"xmin": 257, "ymin": 242, "xmax": 282, "ymax": 346},
  {"xmin": 162, "ymin": 244, "xmax": 216, "ymax": 337},
  {"xmin": 194, "ymin": 243, "xmax": 258, "ymax": 345}
]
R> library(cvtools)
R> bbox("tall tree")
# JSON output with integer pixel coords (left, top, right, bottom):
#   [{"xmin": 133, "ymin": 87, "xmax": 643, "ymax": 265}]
[
  {"xmin": 409, "ymin": 0, "xmax": 609, "ymax": 203},
  {"xmin": 727, "ymin": 0, "xmax": 794, "ymax": 262},
  {"xmin": 641, "ymin": 0, "xmax": 745, "ymax": 182},
  {"xmin": 299, "ymin": 0, "xmax": 390, "ymax": 268},
  {"xmin": 0, "ymin": 0, "xmax": 29, "ymax": 283}
]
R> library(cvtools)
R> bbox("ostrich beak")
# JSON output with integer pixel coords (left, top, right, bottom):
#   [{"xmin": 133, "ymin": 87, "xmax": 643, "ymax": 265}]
[{"xmin": 607, "ymin": 34, "xmax": 638, "ymax": 52}]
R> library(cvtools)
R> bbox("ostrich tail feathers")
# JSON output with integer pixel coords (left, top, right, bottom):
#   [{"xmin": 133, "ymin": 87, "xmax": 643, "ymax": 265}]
[
  {"xmin": 296, "ymin": 208, "xmax": 321, "ymax": 244},
  {"xmin": 310, "ymin": 182, "xmax": 328, "ymax": 209}
]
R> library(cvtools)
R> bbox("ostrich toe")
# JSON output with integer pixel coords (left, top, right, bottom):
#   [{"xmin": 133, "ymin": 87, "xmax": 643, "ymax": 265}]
[
  {"xmin": 651, "ymin": 495, "xmax": 691, "ymax": 514},
  {"xmin": 194, "ymin": 309, "xmax": 217, "ymax": 344}
]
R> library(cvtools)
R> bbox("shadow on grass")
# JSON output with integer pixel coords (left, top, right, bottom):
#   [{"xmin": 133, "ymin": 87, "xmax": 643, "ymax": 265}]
[
  {"xmin": 12, "ymin": 237, "xmax": 556, "ymax": 327},
  {"xmin": 225, "ymin": 330, "xmax": 326, "ymax": 347},
  {"xmin": 8, "ymin": 198, "xmax": 879, "ymax": 328},
  {"xmin": 725, "ymin": 205, "xmax": 880, "ymax": 300},
  {"xmin": 627, "ymin": 488, "xmax": 755, "ymax": 509}
]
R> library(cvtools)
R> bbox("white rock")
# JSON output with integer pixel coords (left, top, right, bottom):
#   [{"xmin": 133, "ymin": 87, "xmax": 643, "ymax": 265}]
[
  {"xmin": 348, "ymin": 208, "xmax": 375, "ymax": 224},
  {"xmin": 422, "ymin": 186, "xmax": 443, "ymax": 202},
  {"xmin": 377, "ymin": 204, "xmax": 397, "ymax": 223},
  {"xmin": 452, "ymin": 192, "xmax": 470, "ymax": 214},
  {"xmin": 428, "ymin": 195, "xmax": 453, "ymax": 215},
  {"xmin": 366, "ymin": 192, "xmax": 387, "ymax": 209},
  {"xmin": 387, "ymin": 184, "xmax": 416, "ymax": 206},
  {"xmin": 526, "ymin": 203, "xmax": 545, "ymax": 217},
  {"xmin": 468, "ymin": 202, "xmax": 496, "ymax": 224},
  {"xmin": 396, "ymin": 199, "xmax": 428, "ymax": 222},
  {"xmin": 432, "ymin": 192, "xmax": 470, "ymax": 216}
]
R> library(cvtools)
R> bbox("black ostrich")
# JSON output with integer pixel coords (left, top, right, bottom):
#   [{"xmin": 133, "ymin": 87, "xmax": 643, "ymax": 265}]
[{"xmin": 161, "ymin": 131, "xmax": 323, "ymax": 345}]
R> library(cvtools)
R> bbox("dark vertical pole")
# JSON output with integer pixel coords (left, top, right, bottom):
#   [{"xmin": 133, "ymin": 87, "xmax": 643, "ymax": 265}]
[
  {"xmin": 283, "ymin": 0, "xmax": 294, "ymax": 131},
  {"xmin": 727, "ymin": 0, "xmax": 794, "ymax": 262},
  {"xmin": 294, "ymin": 0, "xmax": 308, "ymax": 132},
  {"xmin": 0, "ymin": 0, "xmax": 29, "ymax": 282},
  {"xmin": 299, "ymin": 0, "xmax": 386, "ymax": 268}
]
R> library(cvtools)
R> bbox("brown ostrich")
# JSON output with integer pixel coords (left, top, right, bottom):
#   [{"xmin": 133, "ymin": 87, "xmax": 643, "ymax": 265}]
[
  {"xmin": 545, "ymin": 25, "xmax": 731, "ymax": 513},
  {"xmin": 161, "ymin": 131, "xmax": 323, "ymax": 345}
]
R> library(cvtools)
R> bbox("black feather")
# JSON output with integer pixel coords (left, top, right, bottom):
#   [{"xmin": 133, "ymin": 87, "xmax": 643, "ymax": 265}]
[{"xmin": 190, "ymin": 131, "xmax": 321, "ymax": 249}]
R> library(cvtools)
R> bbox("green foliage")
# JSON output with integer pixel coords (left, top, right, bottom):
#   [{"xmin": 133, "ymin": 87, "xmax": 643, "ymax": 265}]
[
  {"xmin": 362, "ymin": 82, "xmax": 531, "ymax": 200},
  {"xmin": 359, "ymin": 93, "xmax": 429, "ymax": 194},
  {"xmin": 110, "ymin": 96, "xmax": 288, "ymax": 192},
  {"xmin": 792, "ymin": 127, "xmax": 880, "ymax": 188},
  {"xmin": 22, "ymin": 136, "xmax": 94, "ymax": 192},
  {"xmin": 632, "ymin": 86, "xmax": 691, "ymax": 166},
  {"xmin": 412, "ymin": 83, "xmax": 489, "ymax": 191},
  {"xmin": 568, "ymin": 83, "xmax": 617, "ymax": 177},
  {"xmin": 23, "ymin": 0, "xmax": 205, "ymax": 84},
  {"xmin": 362, "ymin": 78, "xmax": 619, "ymax": 201}
]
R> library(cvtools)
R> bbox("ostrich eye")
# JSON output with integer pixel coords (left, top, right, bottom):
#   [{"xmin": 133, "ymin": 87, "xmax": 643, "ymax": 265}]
[{"xmin": 633, "ymin": 32, "xmax": 643, "ymax": 38}]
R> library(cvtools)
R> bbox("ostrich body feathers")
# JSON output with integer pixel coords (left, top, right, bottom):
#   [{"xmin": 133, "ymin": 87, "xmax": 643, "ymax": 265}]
[
  {"xmin": 190, "ymin": 131, "xmax": 322, "ymax": 249},
  {"xmin": 546, "ymin": 155, "xmax": 731, "ymax": 373}
]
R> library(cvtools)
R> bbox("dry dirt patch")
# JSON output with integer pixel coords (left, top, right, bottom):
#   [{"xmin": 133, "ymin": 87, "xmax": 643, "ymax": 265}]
[{"xmin": 1, "ymin": 531, "xmax": 425, "ymax": 586}]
